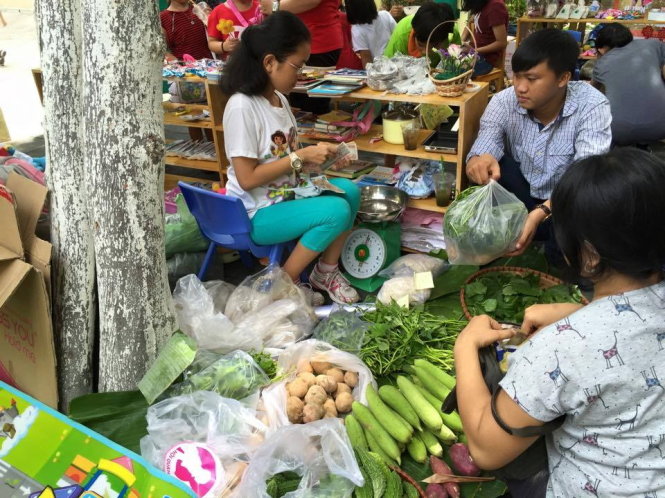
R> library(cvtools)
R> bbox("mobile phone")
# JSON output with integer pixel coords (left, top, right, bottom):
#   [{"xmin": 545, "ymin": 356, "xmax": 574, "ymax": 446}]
[{"xmin": 422, "ymin": 130, "xmax": 458, "ymax": 154}]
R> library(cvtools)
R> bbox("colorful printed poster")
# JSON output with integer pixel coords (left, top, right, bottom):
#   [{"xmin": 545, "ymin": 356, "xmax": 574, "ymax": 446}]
[{"xmin": 0, "ymin": 381, "xmax": 196, "ymax": 498}]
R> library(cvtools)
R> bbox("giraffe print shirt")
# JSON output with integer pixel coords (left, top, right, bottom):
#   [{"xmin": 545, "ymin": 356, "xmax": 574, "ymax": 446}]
[{"xmin": 499, "ymin": 280, "xmax": 665, "ymax": 497}]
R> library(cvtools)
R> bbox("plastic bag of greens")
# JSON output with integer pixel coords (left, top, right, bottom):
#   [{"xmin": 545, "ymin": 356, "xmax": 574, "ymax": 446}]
[
  {"xmin": 260, "ymin": 339, "xmax": 375, "ymax": 431},
  {"xmin": 312, "ymin": 310, "xmax": 369, "ymax": 354},
  {"xmin": 140, "ymin": 391, "xmax": 266, "ymax": 497},
  {"xmin": 443, "ymin": 180, "xmax": 527, "ymax": 265},
  {"xmin": 164, "ymin": 350, "xmax": 270, "ymax": 407},
  {"xmin": 378, "ymin": 253, "xmax": 448, "ymax": 279},
  {"xmin": 164, "ymin": 193, "xmax": 209, "ymax": 257},
  {"xmin": 233, "ymin": 418, "xmax": 363, "ymax": 498}
]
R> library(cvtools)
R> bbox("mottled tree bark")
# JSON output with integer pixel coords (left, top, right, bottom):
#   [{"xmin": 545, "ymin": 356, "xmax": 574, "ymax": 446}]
[
  {"xmin": 83, "ymin": 1, "xmax": 176, "ymax": 391},
  {"xmin": 36, "ymin": 0, "xmax": 97, "ymax": 411}
]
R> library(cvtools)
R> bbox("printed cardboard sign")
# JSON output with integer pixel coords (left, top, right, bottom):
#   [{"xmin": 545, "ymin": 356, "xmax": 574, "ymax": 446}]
[{"xmin": 0, "ymin": 381, "xmax": 195, "ymax": 498}]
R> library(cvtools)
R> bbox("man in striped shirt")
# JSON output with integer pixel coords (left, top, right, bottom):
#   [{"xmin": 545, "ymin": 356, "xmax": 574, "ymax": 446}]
[{"xmin": 466, "ymin": 29, "xmax": 611, "ymax": 259}]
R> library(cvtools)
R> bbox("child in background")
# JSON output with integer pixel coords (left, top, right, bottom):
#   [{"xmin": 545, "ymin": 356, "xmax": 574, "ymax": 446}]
[
  {"xmin": 207, "ymin": 0, "xmax": 262, "ymax": 58},
  {"xmin": 221, "ymin": 12, "xmax": 361, "ymax": 305},
  {"xmin": 346, "ymin": 0, "xmax": 397, "ymax": 68},
  {"xmin": 461, "ymin": 0, "xmax": 508, "ymax": 76}
]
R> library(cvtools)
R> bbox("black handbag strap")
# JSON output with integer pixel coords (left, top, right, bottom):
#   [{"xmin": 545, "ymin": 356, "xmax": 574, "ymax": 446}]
[{"xmin": 491, "ymin": 387, "xmax": 565, "ymax": 437}]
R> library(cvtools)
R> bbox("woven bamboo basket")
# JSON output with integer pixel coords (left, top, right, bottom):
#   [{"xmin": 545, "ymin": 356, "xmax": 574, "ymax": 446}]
[{"xmin": 426, "ymin": 21, "xmax": 477, "ymax": 98}]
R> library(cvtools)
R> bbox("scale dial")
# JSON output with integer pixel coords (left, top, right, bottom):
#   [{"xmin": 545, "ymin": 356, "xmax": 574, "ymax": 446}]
[{"xmin": 341, "ymin": 228, "xmax": 387, "ymax": 279}]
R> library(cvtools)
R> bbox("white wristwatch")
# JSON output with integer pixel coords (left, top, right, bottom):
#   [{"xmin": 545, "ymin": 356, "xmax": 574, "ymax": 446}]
[
  {"xmin": 272, "ymin": 0, "xmax": 280, "ymax": 12},
  {"xmin": 289, "ymin": 152, "xmax": 303, "ymax": 173}
]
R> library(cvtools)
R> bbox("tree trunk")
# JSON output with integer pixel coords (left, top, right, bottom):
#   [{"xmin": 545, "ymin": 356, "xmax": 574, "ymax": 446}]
[
  {"xmin": 36, "ymin": 0, "xmax": 97, "ymax": 410},
  {"xmin": 83, "ymin": 1, "xmax": 176, "ymax": 391}
]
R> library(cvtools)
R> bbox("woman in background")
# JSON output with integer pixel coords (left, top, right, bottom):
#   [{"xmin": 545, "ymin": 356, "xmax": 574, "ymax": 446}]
[
  {"xmin": 346, "ymin": 0, "xmax": 396, "ymax": 68},
  {"xmin": 461, "ymin": 0, "xmax": 508, "ymax": 76}
]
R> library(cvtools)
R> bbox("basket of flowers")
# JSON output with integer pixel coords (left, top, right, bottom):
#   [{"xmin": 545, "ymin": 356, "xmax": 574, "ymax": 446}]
[{"xmin": 426, "ymin": 21, "xmax": 478, "ymax": 98}]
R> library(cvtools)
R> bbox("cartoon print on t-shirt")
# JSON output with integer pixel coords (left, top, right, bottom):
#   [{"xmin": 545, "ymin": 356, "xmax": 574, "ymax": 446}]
[
  {"xmin": 555, "ymin": 317, "xmax": 585, "ymax": 339},
  {"xmin": 646, "ymin": 434, "xmax": 665, "ymax": 458},
  {"xmin": 656, "ymin": 331, "xmax": 665, "ymax": 351},
  {"xmin": 266, "ymin": 180, "xmax": 295, "ymax": 203},
  {"xmin": 584, "ymin": 384, "xmax": 609, "ymax": 409},
  {"xmin": 582, "ymin": 476, "xmax": 600, "ymax": 496},
  {"xmin": 270, "ymin": 130, "xmax": 289, "ymax": 158},
  {"xmin": 545, "ymin": 350, "xmax": 569, "ymax": 387},
  {"xmin": 641, "ymin": 366, "xmax": 664, "ymax": 391},
  {"xmin": 599, "ymin": 331, "xmax": 624, "ymax": 369},
  {"xmin": 615, "ymin": 403, "xmax": 640, "ymax": 430},
  {"xmin": 287, "ymin": 126, "xmax": 298, "ymax": 152},
  {"xmin": 609, "ymin": 294, "xmax": 646, "ymax": 322}
]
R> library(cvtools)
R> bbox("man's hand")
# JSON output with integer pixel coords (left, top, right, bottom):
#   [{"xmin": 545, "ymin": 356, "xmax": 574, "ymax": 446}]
[
  {"xmin": 466, "ymin": 154, "xmax": 501, "ymax": 185},
  {"xmin": 521, "ymin": 303, "xmax": 586, "ymax": 336},
  {"xmin": 505, "ymin": 208, "xmax": 544, "ymax": 256},
  {"xmin": 390, "ymin": 5, "xmax": 404, "ymax": 18},
  {"xmin": 260, "ymin": 0, "xmax": 273, "ymax": 16},
  {"xmin": 455, "ymin": 315, "xmax": 517, "ymax": 351}
]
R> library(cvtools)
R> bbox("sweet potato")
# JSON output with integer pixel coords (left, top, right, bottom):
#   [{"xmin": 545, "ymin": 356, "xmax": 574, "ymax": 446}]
[
  {"xmin": 429, "ymin": 456, "xmax": 460, "ymax": 498},
  {"xmin": 304, "ymin": 385, "xmax": 327, "ymax": 405},
  {"xmin": 303, "ymin": 403, "xmax": 325, "ymax": 423},
  {"xmin": 286, "ymin": 378, "xmax": 308, "ymax": 398},
  {"xmin": 344, "ymin": 371, "xmax": 359, "ymax": 388},
  {"xmin": 286, "ymin": 396, "xmax": 304, "ymax": 423},
  {"xmin": 335, "ymin": 382, "xmax": 352, "ymax": 398},
  {"xmin": 426, "ymin": 483, "xmax": 448, "ymax": 498},
  {"xmin": 315, "ymin": 375, "xmax": 338, "ymax": 394},
  {"xmin": 335, "ymin": 392, "xmax": 354, "ymax": 413},
  {"xmin": 449, "ymin": 443, "xmax": 481, "ymax": 477},
  {"xmin": 311, "ymin": 361, "xmax": 333, "ymax": 375},
  {"xmin": 325, "ymin": 367, "xmax": 345, "ymax": 384},
  {"xmin": 297, "ymin": 371, "xmax": 316, "ymax": 388},
  {"xmin": 323, "ymin": 398, "xmax": 338, "ymax": 418}
]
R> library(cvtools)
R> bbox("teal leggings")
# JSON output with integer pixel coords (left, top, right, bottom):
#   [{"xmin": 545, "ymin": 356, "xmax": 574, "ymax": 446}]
[{"xmin": 251, "ymin": 178, "xmax": 360, "ymax": 253}]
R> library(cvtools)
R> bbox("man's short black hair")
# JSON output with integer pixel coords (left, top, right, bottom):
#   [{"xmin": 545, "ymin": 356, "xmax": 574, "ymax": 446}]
[
  {"xmin": 595, "ymin": 23, "xmax": 633, "ymax": 50},
  {"xmin": 412, "ymin": 2, "xmax": 455, "ymax": 44},
  {"xmin": 512, "ymin": 28, "xmax": 580, "ymax": 76},
  {"xmin": 552, "ymin": 148, "xmax": 665, "ymax": 281}
]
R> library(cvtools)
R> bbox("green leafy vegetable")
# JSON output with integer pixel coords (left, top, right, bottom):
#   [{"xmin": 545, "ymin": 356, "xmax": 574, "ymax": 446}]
[
  {"xmin": 313, "ymin": 310, "xmax": 369, "ymax": 354},
  {"xmin": 464, "ymin": 272, "xmax": 583, "ymax": 323},
  {"xmin": 250, "ymin": 350, "xmax": 278, "ymax": 380},
  {"xmin": 360, "ymin": 303, "xmax": 466, "ymax": 377}
]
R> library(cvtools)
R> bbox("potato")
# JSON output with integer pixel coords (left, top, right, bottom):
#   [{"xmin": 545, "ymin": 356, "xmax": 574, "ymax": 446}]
[
  {"xmin": 311, "ymin": 361, "xmax": 334, "ymax": 375},
  {"xmin": 297, "ymin": 359, "xmax": 313, "ymax": 373},
  {"xmin": 344, "ymin": 371, "xmax": 359, "ymax": 388},
  {"xmin": 287, "ymin": 396, "xmax": 304, "ymax": 424},
  {"xmin": 323, "ymin": 398, "xmax": 338, "ymax": 418},
  {"xmin": 286, "ymin": 378, "xmax": 308, "ymax": 398},
  {"xmin": 304, "ymin": 385, "xmax": 327, "ymax": 405},
  {"xmin": 335, "ymin": 392, "xmax": 353, "ymax": 413},
  {"xmin": 303, "ymin": 403, "xmax": 325, "ymax": 423},
  {"xmin": 334, "ymin": 382, "xmax": 352, "ymax": 398},
  {"xmin": 296, "ymin": 371, "xmax": 316, "ymax": 388},
  {"xmin": 325, "ymin": 368, "xmax": 345, "ymax": 384},
  {"xmin": 315, "ymin": 375, "xmax": 337, "ymax": 394}
]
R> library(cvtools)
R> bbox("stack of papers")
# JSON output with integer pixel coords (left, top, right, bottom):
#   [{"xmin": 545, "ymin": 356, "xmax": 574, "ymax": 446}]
[{"xmin": 400, "ymin": 208, "xmax": 446, "ymax": 253}]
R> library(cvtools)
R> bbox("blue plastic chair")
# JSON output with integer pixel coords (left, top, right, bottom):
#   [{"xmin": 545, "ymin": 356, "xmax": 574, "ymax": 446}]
[{"xmin": 178, "ymin": 182, "xmax": 294, "ymax": 281}]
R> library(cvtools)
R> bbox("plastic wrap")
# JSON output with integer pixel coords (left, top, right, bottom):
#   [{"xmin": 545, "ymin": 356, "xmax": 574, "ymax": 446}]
[
  {"xmin": 377, "ymin": 276, "xmax": 431, "ymax": 306},
  {"xmin": 312, "ymin": 310, "xmax": 369, "ymax": 354},
  {"xmin": 378, "ymin": 254, "xmax": 448, "ymax": 278}
]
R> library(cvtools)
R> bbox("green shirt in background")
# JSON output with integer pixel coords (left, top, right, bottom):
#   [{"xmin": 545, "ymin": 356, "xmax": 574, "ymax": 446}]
[
  {"xmin": 383, "ymin": 15, "xmax": 414, "ymax": 58},
  {"xmin": 158, "ymin": 0, "xmax": 169, "ymax": 10}
]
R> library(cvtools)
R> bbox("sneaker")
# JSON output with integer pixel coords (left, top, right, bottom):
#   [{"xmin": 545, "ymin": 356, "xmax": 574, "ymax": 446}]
[
  {"xmin": 297, "ymin": 281, "xmax": 325, "ymax": 307},
  {"xmin": 309, "ymin": 264, "xmax": 360, "ymax": 305}
]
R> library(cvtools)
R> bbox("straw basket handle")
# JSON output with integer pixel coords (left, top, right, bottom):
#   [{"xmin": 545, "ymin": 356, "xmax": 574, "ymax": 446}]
[{"xmin": 424, "ymin": 20, "xmax": 478, "ymax": 63}]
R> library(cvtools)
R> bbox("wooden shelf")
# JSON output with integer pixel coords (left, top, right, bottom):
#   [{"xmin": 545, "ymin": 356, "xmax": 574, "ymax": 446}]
[
  {"xmin": 163, "ymin": 102, "xmax": 210, "ymax": 113},
  {"xmin": 301, "ymin": 124, "xmax": 458, "ymax": 162},
  {"xmin": 407, "ymin": 196, "xmax": 448, "ymax": 213},
  {"xmin": 164, "ymin": 156, "xmax": 222, "ymax": 173},
  {"xmin": 580, "ymin": 55, "xmax": 596, "ymax": 60},
  {"xmin": 164, "ymin": 113, "xmax": 213, "ymax": 129},
  {"xmin": 341, "ymin": 85, "xmax": 488, "ymax": 107},
  {"xmin": 518, "ymin": 16, "xmax": 665, "ymax": 24}
]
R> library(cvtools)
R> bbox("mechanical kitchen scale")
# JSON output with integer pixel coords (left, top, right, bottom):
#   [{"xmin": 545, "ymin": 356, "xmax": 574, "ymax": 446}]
[{"xmin": 341, "ymin": 186, "xmax": 407, "ymax": 292}]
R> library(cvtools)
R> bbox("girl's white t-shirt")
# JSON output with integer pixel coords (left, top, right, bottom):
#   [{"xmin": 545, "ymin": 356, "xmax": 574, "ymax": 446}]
[
  {"xmin": 223, "ymin": 91, "xmax": 299, "ymax": 218},
  {"xmin": 351, "ymin": 10, "xmax": 396, "ymax": 60}
]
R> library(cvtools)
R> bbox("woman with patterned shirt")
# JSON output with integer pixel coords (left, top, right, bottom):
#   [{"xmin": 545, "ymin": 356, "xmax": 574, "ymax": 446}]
[{"xmin": 454, "ymin": 148, "xmax": 665, "ymax": 497}]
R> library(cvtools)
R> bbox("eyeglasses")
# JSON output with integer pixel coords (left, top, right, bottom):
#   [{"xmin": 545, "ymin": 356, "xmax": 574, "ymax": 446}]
[{"xmin": 286, "ymin": 61, "xmax": 305, "ymax": 75}]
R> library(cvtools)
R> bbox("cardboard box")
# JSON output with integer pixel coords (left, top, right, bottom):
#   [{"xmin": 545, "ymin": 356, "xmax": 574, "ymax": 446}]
[{"xmin": 0, "ymin": 172, "xmax": 56, "ymax": 408}]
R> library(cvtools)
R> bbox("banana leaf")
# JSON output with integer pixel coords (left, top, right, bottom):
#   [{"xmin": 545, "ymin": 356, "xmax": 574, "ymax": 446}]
[{"xmin": 68, "ymin": 390, "xmax": 149, "ymax": 454}]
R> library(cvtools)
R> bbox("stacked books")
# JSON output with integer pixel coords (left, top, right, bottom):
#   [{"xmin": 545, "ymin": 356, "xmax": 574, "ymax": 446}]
[
  {"xmin": 323, "ymin": 68, "xmax": 367, "ymax": 85},
  {"xmin": 324, "ymin": 160, "xmax": 376, "ymax": 179},
  {"xmin": 297, "ymin": 110, "xmax": 352, "ymax": 140},
  {"xmin": 307, "ymin": 81, "xmax": 364, "ymax": 97}
]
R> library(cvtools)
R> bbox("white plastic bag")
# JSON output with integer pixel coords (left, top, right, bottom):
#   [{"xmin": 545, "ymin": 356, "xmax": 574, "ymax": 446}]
[
  {"xmin": 443, "ymin": 180, "xmax": 528, "ymax": 265},
  {"xmin": 378, "ymin": 254, "xmax": 448, "ymax": 279},
  {"xmin": 203, "ymin": 279, "xmax": 236, "ymax": 313},
  {"xmin": 377, "ymin": 276, "xmax": 431, "ymax": 306},
  {"xmin": 140, "ymin": 391, "xmax": 266, "ymax": 497},
  {"xmin": 261, "ymin": 339, "xmax": 376, "ymax": 431},
  {"xmin": 233, "ymin": 418, "xmax": 363, "ymax": 498},
  {"xmin": 173, "ymin": 274, "xmax": 260, "ymax": 352}
]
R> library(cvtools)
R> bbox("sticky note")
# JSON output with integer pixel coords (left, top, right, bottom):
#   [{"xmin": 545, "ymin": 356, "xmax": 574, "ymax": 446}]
[
  {"xmin": 414, "ymin": 271, "xmax": 435, "ymax": 290},
  {"xmin": 396, "ymin": 294, "xmax": 410, "ymax": 309}
]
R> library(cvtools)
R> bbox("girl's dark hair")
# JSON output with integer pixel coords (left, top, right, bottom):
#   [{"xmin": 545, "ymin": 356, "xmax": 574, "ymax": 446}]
[
  {"xmin": 220, "ymin": 12, "xmax": 311, "ymax": 96},
  {"xmin": 462, "ymin": 0, "xmax": 490, "ymax": 14},
  {"xmin": 345, "ymin": 0, "xmax": 378, "ymax": 25},
  {"xmin": 595, "ymin": 23, "xmax": 633, "ymax": 50},
  {"xmin": 512, "ymin": 28, "xmax": 579, "ymax": 76},
  {"xmin": 412, "ymin": 2, "xmax": 455, "ymax": 44},
  {"xmin": 552, "ymin": 148, "xmax": 665, "ymax": 281}
]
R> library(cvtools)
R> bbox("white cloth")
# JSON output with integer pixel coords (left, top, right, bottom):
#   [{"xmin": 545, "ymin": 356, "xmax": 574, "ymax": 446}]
[
  {"xmin": 351, "ymin": 11, "xmax": 396, "ymax": 60},
  {"xmin": 500, "ymin": 280, "xmax": 665, "ymax": 497},
  {"xmin": 223, "ymin": 91, "xmax": 299, "ymax": 218}
]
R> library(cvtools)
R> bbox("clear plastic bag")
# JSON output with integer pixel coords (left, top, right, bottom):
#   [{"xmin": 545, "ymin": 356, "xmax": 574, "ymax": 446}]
[
  {"xmin": 312, "ymin": 310, "xmax": 369, "ymax": 354},
  {"xmin": 378, "ymin": 254, "xmax": 448, "ymax": 279},
  {"xmin": 141, "ymin": 391, "xmax": 266, "ymax": 497},
  {"xmin": 203, "ymin": 279, "xmax": 236, "ymax": 313},
  {"xmin": 165, "ymin": 194, "xmax": 209, "ymax": 257},
  {"xmin": 443, "ymin": 180, "xmax": 528, "ymax": 265},
  {"xmin": 260, "ymin": 339, "xmax": 376, "ymax": 431},
  {"xmin": 173, "ymin": 274, "xmax": 259, "ymax": 352},
  {"xmin": 233, "ymin": 418, "xmax": 363, "ymax": 498},
  {"xmin": 164, "ymin": 350, "xmax": 270, "ymax": 406},
  {"xmin": 377, "ymin": 276, "xmax": 431, "ymax": 306}
]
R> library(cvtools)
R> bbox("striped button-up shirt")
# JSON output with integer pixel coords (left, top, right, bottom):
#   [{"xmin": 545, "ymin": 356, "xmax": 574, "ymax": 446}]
[{"xmin": 467, "ymin": 82, "xmax": 612, "ymax": 200}]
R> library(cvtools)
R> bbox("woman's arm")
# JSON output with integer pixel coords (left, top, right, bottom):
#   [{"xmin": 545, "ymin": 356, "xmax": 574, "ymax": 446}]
[
  {"xmin": 474, "ymin": 24, "xmax": 507, "ymax": 55},
  {"xmin": 357, "ymin": 50, "xmax": 372, "ymax": 69},
  {"xmin": 162, "ymin": 28, "xmax": 177, "ymax": 61},
  {"xmin": 260, "ymin": 0, "xmax": 322, "ymax": 15},
  {"xmin": 208, "ymin": 35, "xmax": 239, "ymax": 55}
]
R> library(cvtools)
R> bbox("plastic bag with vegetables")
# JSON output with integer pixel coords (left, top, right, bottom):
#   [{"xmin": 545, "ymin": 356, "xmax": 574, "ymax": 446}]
[
  {"xmin": 260, "ymin": 339, "xmax": 376, "ymax": 431},
  {"xmin": 140, "ymin": 391, "xmax": 266, "ymax": 497},
  {"xmin": 443, "ymin": 180, "xmax": 527, "ymax": 265},
  {"xmin": 233, "ymin": 418, "xmax": 363, "ymax": 498},
  {"xmin": 312, "ymin": 310, "xmax": 369, "ymax": 354},
  {"xmin": 378, "ymin": 254, "xmax": 448, "ymax": 279}
]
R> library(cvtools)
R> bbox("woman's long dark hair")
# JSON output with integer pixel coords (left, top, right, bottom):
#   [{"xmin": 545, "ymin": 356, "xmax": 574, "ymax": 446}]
[
  {"xmin": 462, "ymin": 0, "xmax": 490, "ymax": 14},
  {"xmin": 220, "ymin": 11, "xmax": 311, "ymax": 96}
]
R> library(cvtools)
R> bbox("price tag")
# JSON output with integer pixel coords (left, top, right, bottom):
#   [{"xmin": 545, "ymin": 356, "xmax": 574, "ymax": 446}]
[
  {"xmin": 413, "ymin": 271, "xmax": 435, "ymax": 290},
  {"xmin": 396, "ymin": 294, "xmax": 410, "ymax": 309}
]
